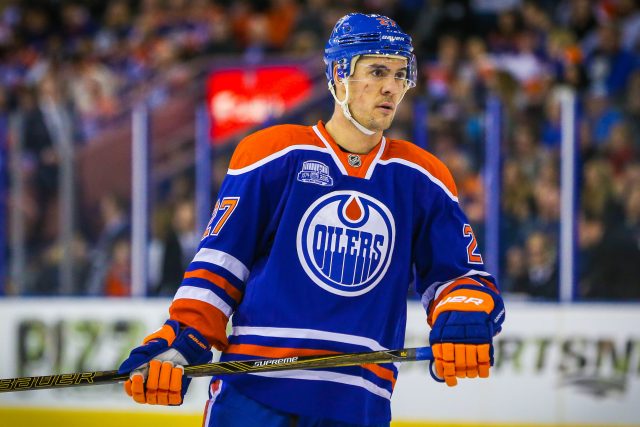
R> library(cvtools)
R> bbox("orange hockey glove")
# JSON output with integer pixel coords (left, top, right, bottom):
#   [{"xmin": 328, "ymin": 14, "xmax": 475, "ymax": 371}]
[
  {"xmin": 429, "ymin": 287, "xmax": 505, "ymax": 386},
  {"xmin": 118, "ymin": 320, "xmax": 212, "ymax": 405}
]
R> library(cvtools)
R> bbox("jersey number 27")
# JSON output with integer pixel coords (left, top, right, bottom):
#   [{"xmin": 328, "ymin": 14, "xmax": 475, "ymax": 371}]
[{"xmin": 202, "ymin": 197, "xmax": 239, "ymax": 239}]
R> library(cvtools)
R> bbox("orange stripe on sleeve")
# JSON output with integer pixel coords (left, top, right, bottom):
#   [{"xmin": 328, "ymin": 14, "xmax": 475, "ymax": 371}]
[
  {"xmin": 169, "ymin": 299, "xmax": 229, "ymax": 351},
  {"xmin": 225, "ymin": 344, "xmax": 396, "ymax": 387},
  {"xmin": 183, "ymin": 269, "xmax": 243, "ymax": 303}
]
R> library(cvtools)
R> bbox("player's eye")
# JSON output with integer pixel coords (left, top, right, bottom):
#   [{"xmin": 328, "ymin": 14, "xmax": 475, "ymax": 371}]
[
  {"xmin": 371, "ymin": 68, "xmax": 385, "ymax": 78},
  {"xmin": 395, "ymin": 71, "xmax": 407, "ymax": 80}
]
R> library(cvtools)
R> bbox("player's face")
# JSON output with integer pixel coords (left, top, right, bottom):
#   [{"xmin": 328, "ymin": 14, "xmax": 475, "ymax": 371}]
[{"xmin": 346, "ymin": 56, "xmax": 409, "ymax": 132}]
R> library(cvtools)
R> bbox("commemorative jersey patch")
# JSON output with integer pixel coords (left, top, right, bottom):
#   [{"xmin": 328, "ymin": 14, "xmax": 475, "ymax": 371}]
[
  {"xmin": 297, "ymin": 161, "xmax": 334, "ymax": 187},
  {"xmin": 297, "ymin": 191, "xmax": 395, "ymax": 297}
]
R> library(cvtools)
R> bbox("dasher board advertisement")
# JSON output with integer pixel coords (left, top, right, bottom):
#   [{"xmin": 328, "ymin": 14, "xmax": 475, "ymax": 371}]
[{"xmin": 0, "ymin": 299, "xmax": 638, "ymax": 425}]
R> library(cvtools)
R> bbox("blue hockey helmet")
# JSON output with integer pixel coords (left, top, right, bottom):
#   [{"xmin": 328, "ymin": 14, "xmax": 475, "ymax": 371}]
[{"xmin": 324, "ymin": 13, "xmax": 417, "ymax": 88}]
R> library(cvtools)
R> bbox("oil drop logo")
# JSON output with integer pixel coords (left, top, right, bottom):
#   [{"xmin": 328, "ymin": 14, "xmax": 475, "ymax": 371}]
[{"xmin": 297, "ymin": 191, "xmax": 395, "ymax": 296}]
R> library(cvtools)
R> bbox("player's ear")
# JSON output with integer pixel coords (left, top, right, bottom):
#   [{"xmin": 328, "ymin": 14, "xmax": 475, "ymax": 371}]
[{"xmin": 333, "ymin": 64, "xmax": 346, "ymax": 96}]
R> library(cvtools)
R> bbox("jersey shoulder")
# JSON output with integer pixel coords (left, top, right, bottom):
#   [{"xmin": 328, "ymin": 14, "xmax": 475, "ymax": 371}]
[
  {"xmin": 229, "ymin": 124, "xmax": 324, "ymax": 171},
  {"xmin": 382, "ymin": 139, "xmax": 458, "ymax": 198}
]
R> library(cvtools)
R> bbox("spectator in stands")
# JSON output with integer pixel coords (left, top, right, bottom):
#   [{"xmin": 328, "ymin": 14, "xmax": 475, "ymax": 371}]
[
  {"xmin": 583, "ymin": 87, "xmax": 623, "ymax": 147},
  {"xmin": 86, "ymin": 194, "xmax": 130, "ymax": 295},
  {"xmin": 20, "ymin": 85, "xmax": 57, "ymax": 246},
  {"xmin": 425, "ymin": 34, "xmax": 462, "ymax": 103},
  {"xmin": 204, "ymin": 4, "xmax": 239, "ymax": 54},
  {"xmin": 605, "ymin": 121, "xmax": 637, "ymax": 176},
  {"xmin": 562, "ymin": 0, "xmax": 599, "ymax": 49},
  {"xmin": 546, "ymin": 28, "xmax": 586, "ymax": 88},
  {"xmin": 502, "ymin": 245, "xmax": 527, "ymax": 294},
  {"xmin": 493, "ymin": 30, "xmax": 547, "ymax": 97},
  {"xmin": 511, "ymin": 231, "xmax": 559, "ymax": 300},
  {"xmin": 581, "ymin": 159, "xmax": 621, "ymax": 225},
  {"xmin": 623, "ymin": 70, "xmax": 640, "ymax": 148},
  {"xmin": 266, "ymin": 0, "xmax": 299, "ymax": 50},
  {"xmin": 585, "ymin": 22, "xmax": 639, "ymax": 99},
  {"xmin": 28, "ymin": 234, "xmax": 90, "ymax": 295},
  {"xmin": 3, "ymin": 0, "xmax": 640, "ymax": 302},
  {"xmin": 521, "ymin": 0, "xmax": 554, "ymax": 44},
  {"xmin": 529, "ymin": 177, "xmax": 561, "ymax": 239},
  {"xmin": 410, "ymin": 0, "xmax": 473, "ymax": 55},
  {"xmin": 94, "ymin": 1, "xmax": 134, "ymax": 57},
  {"xmin": 578, "ymin": 211, "xmax": 606, "ymax": 298},
  {"xmin": 501, "ymin": 159, "xmax": 535, "ymax": 249},
  {"xmin": 290, "ymin": 0, "xmax": 328, "ymax": 54},
  {"xmin": 487, "ymin": 9, "xmax": 522, "ymax": 54},
  {"xmin": 617, "ymin": 0, "xmax": 640, "ymax": 52},
  {"xmin": 22, "ymin": 72, "xmax": 78, "ymax": 247},
  {"xmin": 441, "ymin": 150, "xmax": 484, "ymax": 226},
  {"xmin": 580, "ymin": 186, "xmax": 640, "ymax": 300},
  {"xmin": 104, "ymin": 237, "xmax": 132, "ymax": 297},
  {"xmin": 540, "ymin": 88, "xmax": 564, "ymax": 148},
  {"xmin": 151, "ymin": 198, "xmax": 199, "ymax": 297},
  {"xmin": 68, "ymin": 54, "xmax": 119, "ymax": 141},
  {"xmin": 510, "ymin": 122, "xmax": 545, "ymax": 179}
]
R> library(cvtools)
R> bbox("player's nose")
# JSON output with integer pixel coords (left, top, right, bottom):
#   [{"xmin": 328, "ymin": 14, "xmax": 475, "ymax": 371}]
[{"xmin": 380, "ymin": 76, "xmax": 403, "ymax": 96}]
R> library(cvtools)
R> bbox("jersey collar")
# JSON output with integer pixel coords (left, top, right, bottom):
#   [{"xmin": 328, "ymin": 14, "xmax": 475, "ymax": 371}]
[{"xmin": 312, "ymin": 121, "xmax": 386, "ymax": 179}]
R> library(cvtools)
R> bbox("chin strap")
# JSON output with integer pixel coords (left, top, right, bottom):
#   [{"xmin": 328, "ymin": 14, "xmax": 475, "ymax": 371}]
[{"xmin": 328, "ymin": 79, "xmax": 376, "ymax": 136}]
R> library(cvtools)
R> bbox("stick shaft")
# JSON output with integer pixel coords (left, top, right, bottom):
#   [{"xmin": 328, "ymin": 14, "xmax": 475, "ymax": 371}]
[{"xmin": 0, "ymin": 347, "xmax": 432, "ymax": 393}]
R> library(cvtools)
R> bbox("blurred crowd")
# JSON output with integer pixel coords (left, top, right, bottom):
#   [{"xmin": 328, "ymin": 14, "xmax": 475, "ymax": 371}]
[{"xmin": 1, "ymin": 0, "xmax": 640, "ymax": 300}]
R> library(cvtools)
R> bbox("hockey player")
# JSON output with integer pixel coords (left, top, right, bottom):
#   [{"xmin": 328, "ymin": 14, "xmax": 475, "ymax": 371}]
[{"xmin": 119, "ymin": 13, "xmax": 505, "ymax": 427}]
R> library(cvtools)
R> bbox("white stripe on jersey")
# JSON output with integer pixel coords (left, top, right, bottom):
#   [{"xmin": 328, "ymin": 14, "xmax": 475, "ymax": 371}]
[
  {"xmin": 363, "ymin": 137, "xmax": 386, "ymax": 180},
  {"xmin": 227, "ymin": 145, "xmax": 329, "ymax": 175},
  {"xmin": 377, "ymin": 158, "xmax": 459, "ymax": 202},
  {"xmin": 312, "ymin": 126, "xmax": 348, "ymax": 176},
  {"xmin": 203, "ymin": 380, "xmax": 224, "ymax": 427},
  {"xmin": 249, "ymin": 369, "xmax": 392, "ymax": 400},
  {"xmin": 192, "ymin": 248, "xmax": 249, "ymax": 282},
  {"xmin": 231, "ymin": 326, "xmax": 387, "ymax": 351},
  {"xmin": 174, "ymin": 286, "xmax": 233, "ymax": 317}
]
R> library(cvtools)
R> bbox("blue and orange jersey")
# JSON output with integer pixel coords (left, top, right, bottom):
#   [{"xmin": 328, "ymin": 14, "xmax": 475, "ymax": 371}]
[{"xmin": 168, "ymin": 121, "xmax": 499, "ymax": 425}]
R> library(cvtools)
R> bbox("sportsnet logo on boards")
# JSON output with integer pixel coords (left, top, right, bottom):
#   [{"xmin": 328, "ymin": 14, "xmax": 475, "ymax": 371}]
[
  {"xmin": 297, "ymin": 191, "xmax": 395, "ymax": 297},
  {"xmin": 297, "ymin": 161, "xmax": 334, "ymax": 186}
]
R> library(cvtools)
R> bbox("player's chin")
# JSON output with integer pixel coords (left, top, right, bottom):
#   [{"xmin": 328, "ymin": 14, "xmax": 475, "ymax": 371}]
[
  {"xmin": 375, "ymin": 116, "xmax": 395, "ymax": 131},
  {"xmin": 370, "ymin": 112, "xmax": 394, "ymax": 128}
]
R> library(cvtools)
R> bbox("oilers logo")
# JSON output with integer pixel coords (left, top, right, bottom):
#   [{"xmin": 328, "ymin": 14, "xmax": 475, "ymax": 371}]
[{"xmin": 297, "ymin": 191, "xmax": 395, "ymax": 297}]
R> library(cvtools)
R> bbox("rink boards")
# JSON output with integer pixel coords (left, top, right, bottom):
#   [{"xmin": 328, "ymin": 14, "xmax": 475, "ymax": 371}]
[{"xmin": 0, "ymin": 298, "xmax": 638, "ymax": 426}]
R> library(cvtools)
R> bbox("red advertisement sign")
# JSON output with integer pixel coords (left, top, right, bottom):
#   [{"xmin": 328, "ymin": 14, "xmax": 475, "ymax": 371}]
[{"xmin": 206, "ymin": 65, "xmax": 313, "ymax": 142}]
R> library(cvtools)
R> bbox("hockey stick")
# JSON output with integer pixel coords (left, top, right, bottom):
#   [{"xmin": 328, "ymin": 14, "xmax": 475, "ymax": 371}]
[{"xmin": 0, "ymin": 347, "xmax": 434, "ymax": 393}]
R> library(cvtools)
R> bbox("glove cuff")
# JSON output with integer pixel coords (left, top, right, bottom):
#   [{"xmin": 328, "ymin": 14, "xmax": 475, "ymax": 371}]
[
  {"xmin": 172, "ymin": 326, "xmax": 213, "ymax": 365},
  {"xmin": 432, "ymin": 288, "xmax": 495, "ymax": 319},
  {"xmin": 142, "ymin": 320, "xmax": 181, "ymax": 346},
  {"xmin": 430, "ymin": 284, "xmax": 505, "ymax": 334}
]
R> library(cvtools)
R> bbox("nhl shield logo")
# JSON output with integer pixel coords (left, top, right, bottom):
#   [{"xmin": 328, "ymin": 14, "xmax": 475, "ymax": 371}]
[
  {"xmin": 347, "ymin": 154, "xmax": 361, "ymax": 167},
  {"xmin": 297, "ymin": 191, "xmax": 395, "ymax": 297}
]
